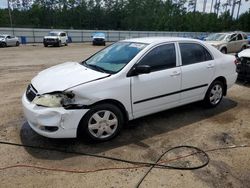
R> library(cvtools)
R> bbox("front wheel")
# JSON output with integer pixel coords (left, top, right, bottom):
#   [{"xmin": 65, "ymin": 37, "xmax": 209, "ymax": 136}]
[
  {"xmin": 78, "ymin": 104, "xmax": 124, "ymax": 142},
  {"xmin": 16, "ymin": 41, "xmax": 20, "ymax": 46},
  {"xmin": 204, "ymin": 81, "xmax": 224, "ymax": 108},
  {"xmin": 220, "ymin": 48, "xmax": 227, "ymax": 54}
]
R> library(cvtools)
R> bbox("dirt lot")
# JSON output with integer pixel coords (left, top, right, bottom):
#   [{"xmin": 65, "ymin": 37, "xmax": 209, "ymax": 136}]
[{"xmin": 0, "ymin": 43, "xmax": 250, "ymax": 188}]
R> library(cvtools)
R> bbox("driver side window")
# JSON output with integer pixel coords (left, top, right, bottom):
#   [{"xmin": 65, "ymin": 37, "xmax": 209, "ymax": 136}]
[
  {"xmin": 230, "ymin": 34, "xmax": 237, "ymax": 41},
  {"xmin": 138, "ymin": 43, "xmax": 176, "ymax": 72}
]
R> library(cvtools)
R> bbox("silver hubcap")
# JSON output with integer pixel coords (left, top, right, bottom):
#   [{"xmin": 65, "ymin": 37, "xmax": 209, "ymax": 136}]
[
  {"xmin": 210, "ymin": 84, "xmax": 223, "ymax": 105},
  {"xmin": 88, "ymin": 110, "xmax": 118, "ymax": 139}
]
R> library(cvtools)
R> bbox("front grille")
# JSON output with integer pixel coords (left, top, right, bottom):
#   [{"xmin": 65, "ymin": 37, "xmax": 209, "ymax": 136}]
[
  {"xmin": 94, "ymin": 38, "xmax": 104, "ymax": 42},
  {"xmin": 46, "ymin": 38, "xmax": 56, "ymax": 42},
  {"xmin": 26, "ymin": 84, "xmax": 37, "ymax": 102}
]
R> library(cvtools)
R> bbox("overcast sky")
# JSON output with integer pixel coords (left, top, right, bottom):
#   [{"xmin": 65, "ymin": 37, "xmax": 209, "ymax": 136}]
[{"xmin": 0, "ymin": 0, "xmax": 249, "ymax": 16}]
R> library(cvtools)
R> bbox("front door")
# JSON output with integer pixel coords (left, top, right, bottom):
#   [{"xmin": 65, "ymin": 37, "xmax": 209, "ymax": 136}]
[{"xmin": 131, "ymin": 43, "xmax": 181, "ymax": 118}]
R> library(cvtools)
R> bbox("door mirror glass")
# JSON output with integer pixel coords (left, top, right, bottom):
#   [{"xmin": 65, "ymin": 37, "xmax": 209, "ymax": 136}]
[{"xmin": 131, "ymin": 65, "xmax": 151, "ymax": 76}]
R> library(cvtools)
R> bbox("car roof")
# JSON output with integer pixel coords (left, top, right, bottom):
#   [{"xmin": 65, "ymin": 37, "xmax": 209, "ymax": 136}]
[
  {"xmin": 50, "ymin": 31, "xmax": 65, "ymax": 33},
  {"xmin": 122, "ymin": 37, "xmax": 202, "ymax": 44}
]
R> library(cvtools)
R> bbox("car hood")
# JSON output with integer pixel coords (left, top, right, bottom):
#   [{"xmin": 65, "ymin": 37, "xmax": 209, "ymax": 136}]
[
  {"xmin": 238, "ymin": 49, "xmax": 250, "ymax": 58},
  {"xmin": 32, "ymin": 62, "xmax": 109, "ymax": 94},
  {"xmin": 206, "ymin": 41, "xmax": 225, "ymax": 46},
  {"xmin": 93, "ymin": 36, "xmax": 105, "ymax": 39},
  {"xmin": 44, "ymin": 36, "xmax": 59, "ymax": 39}
]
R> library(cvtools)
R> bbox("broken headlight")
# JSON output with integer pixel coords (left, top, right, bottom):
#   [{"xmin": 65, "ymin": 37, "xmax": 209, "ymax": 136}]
[{"xmin": 32, "ymin": 92, "xmax": 74, "ymax": 108}]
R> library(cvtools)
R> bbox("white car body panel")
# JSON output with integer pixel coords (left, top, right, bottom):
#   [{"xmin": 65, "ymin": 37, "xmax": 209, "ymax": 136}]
[
  {"xmin": 22, "ymin": 37, "xmax": 237, "ymax": 138},
  {"xmin": 238, "ymin": 49, "xmax": 250, "ymax": 58},
  {"xmin": 32, "ymin": 62, "xmax": 109, "ymax": 94}
]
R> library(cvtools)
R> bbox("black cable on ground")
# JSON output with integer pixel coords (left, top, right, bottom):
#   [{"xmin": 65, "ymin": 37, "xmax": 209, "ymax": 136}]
[
  {"xmin": 135, "ymin": 146, "xmax": 209, "ymax": 188},
  {"xmin": 0, "ymin": 141, "xmax": 209, "ymax": 170},
  {"xmin": 0, "ymin": 140, "xmax": 249, "ymax": 187}
]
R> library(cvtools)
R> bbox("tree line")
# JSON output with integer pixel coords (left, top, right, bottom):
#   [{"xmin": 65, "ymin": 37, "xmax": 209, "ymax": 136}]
[{"xmin": 0, "ymin": 0, "xmax": 249, "ymax": 32}]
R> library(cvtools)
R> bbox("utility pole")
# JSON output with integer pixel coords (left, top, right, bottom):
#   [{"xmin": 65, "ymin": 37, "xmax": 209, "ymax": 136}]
[
  {"xmin": 231, "ymin": 0, "xmax": 236, "ymax": 18},
  {"xmin": 194, "ymin": 0, "xmax": 198, "ymax": 12},
  {"xmin": 7, "ymin": 0, "xmax": 13, "ymax": 28},
  {"xmin": 210, "ymin": 0, "xmax": 214, "ymax": 13},
  {"xmin": 203, "ymin": 0, "xmax": 207, "ymax": 13},
  {"xmin": 236, "ymin": 0, "xmax": 241, "ymax": 19}
]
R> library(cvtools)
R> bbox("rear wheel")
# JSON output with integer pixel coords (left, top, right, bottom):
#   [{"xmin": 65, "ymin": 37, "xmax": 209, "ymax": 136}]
[
  {"xmin": 78, "ymin": 103, "xmax": 124, "ymax": 142},
  {"xmin": 44, "ymin": 43, "xmax": 48, "ymax": 47},
  {"xmin": 16, "ymin": 41, "xmax": 20, "ymax": 46},
  {"xmin": 204, "ymin": 81, "xmax": 224, "ymax": 108}
]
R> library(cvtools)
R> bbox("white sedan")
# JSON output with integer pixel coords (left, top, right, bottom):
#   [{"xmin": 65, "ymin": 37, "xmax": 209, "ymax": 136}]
[{"xmin": 22, "ymin": 37, "xmax": 237, "ymax": 141}]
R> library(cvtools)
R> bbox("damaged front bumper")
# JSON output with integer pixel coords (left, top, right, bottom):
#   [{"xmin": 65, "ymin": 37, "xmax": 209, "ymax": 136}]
[{"xmin": 22, "ymin": 94, "xmax": 89, "ymax": 138}]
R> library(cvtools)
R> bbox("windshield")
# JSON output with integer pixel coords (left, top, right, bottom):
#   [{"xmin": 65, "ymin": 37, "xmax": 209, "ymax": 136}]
[
  {"xmin": 206, "ymin": 33, "xmax": 228, "ymax": 41},
  {"xmin": 49, "ymin": 32, "xmax": 59, "ymax": 36},
  {"xmin": 93, "ymin": 33, "xmax": 105, "ymax": 38},
  {"xmin": 84, "ymin": 42, "xmax": 147, "ymax": 74}
]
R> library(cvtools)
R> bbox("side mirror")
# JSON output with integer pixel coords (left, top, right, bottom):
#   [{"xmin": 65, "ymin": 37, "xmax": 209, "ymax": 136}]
[{"xmin": 128, "ymin": 65, "xmax": 151, "ymax": 76}]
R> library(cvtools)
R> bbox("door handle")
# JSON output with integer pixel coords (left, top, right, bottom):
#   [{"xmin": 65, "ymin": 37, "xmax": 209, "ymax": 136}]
[
  {"xmin": 207, "ymin": 64, "xmax": 215, "ymax": 68},
  {"xmin": 170, "ymin": 71, "xmax": 181, "ymax": 76}
]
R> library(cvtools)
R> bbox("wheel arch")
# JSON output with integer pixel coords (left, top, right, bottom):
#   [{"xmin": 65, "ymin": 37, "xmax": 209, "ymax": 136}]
[
  {"xmin": 76, "ymin": 99, "xmax": 128, "ymax": 139},
  {"xmin": 211, "ymin": 76, "xmax": 227, "ymax": 96},
  {"xmin": 90, "ymin": 99, "xmax": 129, "ymax": 122},
  {"xmin": 220, "ymin": 46, "xmax": 227, "ymax": 53}
]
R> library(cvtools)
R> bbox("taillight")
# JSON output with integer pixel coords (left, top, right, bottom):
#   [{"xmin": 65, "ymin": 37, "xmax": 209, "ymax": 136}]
[{"xmin": 234, "ymin": 58, "xmax": 240, "ymax": 65}]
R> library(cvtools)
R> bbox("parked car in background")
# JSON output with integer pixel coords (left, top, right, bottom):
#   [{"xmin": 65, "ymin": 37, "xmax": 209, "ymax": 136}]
[
  {"xmin": 0, "ymin": 34, "xmax": 19, "ymax": 47},
  {"xmin": 43, "ymin": 31, "xmax": 68, "ymax": 47},
  {"xmin": 247, "ymin": 35, "xmax": 250, "ymax": 46},
  {"xmin": 22, "ymin": 37, "xmax": 237, "ymax": 141},
  {"xmin": 92, "ymin": 32, "xmax": 106, "ymax": 46},
  {"xmin": 205, "ymin": 31, "xmax": 248, "ymax": 54},
  {"xmin": 236, "ymin": 48, "xmax": 250, "ymax": 81}
]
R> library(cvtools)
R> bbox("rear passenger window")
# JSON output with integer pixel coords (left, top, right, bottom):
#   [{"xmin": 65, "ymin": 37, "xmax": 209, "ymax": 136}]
[
  {"xmin": 179, "ymin": 43, "xmax": 212, "ymax": 66},
  {"xmin": 237, "ymin": 34, "xmax": 243, "ymax": 40},
  {"xmin": 138, "ymin": 43, "xmax": 176, "ymax": 71}
]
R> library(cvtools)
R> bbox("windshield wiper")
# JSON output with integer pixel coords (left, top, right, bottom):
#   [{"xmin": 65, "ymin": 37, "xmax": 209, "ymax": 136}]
[{"xmin": 82, "ymin": 61, "xmax": 113, "ymax": 74}]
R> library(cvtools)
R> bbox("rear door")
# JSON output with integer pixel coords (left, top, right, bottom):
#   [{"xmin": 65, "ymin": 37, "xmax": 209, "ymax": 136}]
[
  {"xmin": 178, "ymin": 42, "xmax": 215, "ymax": 104},
  {"xmin": 131, "ymin": 43, "xmax": 181, "ymax": 118},
  {"xmin": 228, "ymin": 33, "xmax": 237, "ymax": 53},
  {"xmin": 236, "ymin": 34, "xmax": 243, "ymax": 51}
]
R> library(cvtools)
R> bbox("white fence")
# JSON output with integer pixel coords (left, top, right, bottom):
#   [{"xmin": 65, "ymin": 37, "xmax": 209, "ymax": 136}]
[{"xmin": 0, "ymin": 27, "xmax": 214, "ymax": 43}]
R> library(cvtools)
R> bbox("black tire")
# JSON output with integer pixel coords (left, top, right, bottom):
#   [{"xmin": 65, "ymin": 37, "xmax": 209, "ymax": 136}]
[
  {"xmin": 65, "ymin": 42, "xmax": 68, "ymax": 46},
  {"xmin": 0, "ymin": 42, "xmax": 7, "ymax": 47},
  {"xmin": 78, "ymin": 103, "xmax": 124, "ymax": 142},
  {"xmin": 57, "ymin": 41, "xmax": 61, "ymax": 47},
  {"xmin": 241, "ymin": 45, "xmax": 247, "ymax": 51},
  {"xmin": 220, "ymin": 48, "xmax": 227, "ymax": 54},
  {"xmin": 16, "ymin": 41, "xmax": 20, "ymax": 46},
  {"xmin": 103, "ymin": 42, "xmax": 106, "ymax": 46},
  {"xmin": 203, "ymin": 80, "xmax": 224, "ymax": 108},
  {"xmin": 44, "ymin": 43, "xmax": 48, "ymax": 47}
]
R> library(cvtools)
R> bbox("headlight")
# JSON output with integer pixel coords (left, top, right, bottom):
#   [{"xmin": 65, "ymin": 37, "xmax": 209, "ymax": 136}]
[{"xmin": 32, "ymin": 92, "xmax": 74, "ymax": 107}]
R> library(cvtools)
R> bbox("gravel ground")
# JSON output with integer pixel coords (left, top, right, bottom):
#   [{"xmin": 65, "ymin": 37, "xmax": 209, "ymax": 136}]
[{"xmin": 0, "ymin": 43, "xmax": 250, "ymax": 188}]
